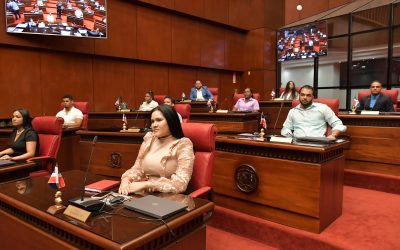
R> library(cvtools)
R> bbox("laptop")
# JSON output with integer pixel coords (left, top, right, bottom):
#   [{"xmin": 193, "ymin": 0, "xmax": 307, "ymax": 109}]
[
  {"xmin": 123, "ymin": 195, "xmax": 188, "ymax": 219},
  {"xmin": 0, "ymin": 160, "xmax": 16, "ymax": 167},
  {"xmin": 295, "ymin": 136, "xmax": 336, "ymax": 144}
]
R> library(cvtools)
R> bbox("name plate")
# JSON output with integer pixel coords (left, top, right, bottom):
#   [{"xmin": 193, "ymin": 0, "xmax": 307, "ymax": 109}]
[
  {"xmin": 273, "ymin": 98, "xmax": 284, "ymax": 101},
  {"xmin": 270, "ymin": 136, "xmax": 293, "ymax": 143},
  {"xmin": 360, "ymin": 110, "xmax": 379, "ymax": 115},
  {"xmin": 64, "ymin": 205, "xmax": 91, "ymax": 222},
  {"xmin": 216, "ymin": 109, "xmax": 229, "ymax": 113}
]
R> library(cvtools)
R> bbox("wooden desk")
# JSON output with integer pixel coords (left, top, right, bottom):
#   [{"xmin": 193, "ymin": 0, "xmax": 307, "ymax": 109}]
[
  {"xmin": 190, "ymin": 112, "xmax": 259, "ymax": 133},
  {"xmin": 0, "ymin": 170, "xmax": 213, "ymax": 249},
  {"xmin": 213, "ymin": 135, "xmax": 348, "ymax": 233},
  {"xmin": 77, "ymin": 130, "xmax": 145, "ymax": 177},
  {"xmin": 339, "ymin": 114, "xmax": 400, "ymax": 176},
  {"xmin": 176, "ymin": 101, "xmax": 211, "ymax": 113},
  {"xmin": 23, "ymin": 12, "xmax": 44, "ymax": 22},
  {"xmin": 88, "ymin": 111, "xmax": 151, "ymax": 131},
  {"xmin": 0, "ymin": 162, "xmax": 36, "ymax": 183},
  {"xmin": 259, "ymin": 101, "xmax": 292, "ymax": 134}
]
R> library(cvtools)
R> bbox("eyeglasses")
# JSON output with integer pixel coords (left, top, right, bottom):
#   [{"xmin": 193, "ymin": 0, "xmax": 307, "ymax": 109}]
[{"xmin": 371, "ymin": 86, "xmax": 381, "ymax": 88}]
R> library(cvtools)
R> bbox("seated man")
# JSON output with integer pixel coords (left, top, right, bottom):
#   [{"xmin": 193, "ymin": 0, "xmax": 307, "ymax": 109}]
[
  {"xmin": 189, "ymin": 80, "xmax": 213, "ymax": 101},
  {"xmin": 357, "ymin": 81, "xmax": 394, "ymax": 112},
  {"xmin": 164, "ymin": 96, "xmax": 182, "ymax": 123},
  {"xmin": 233, "ymin": 88, "xmax": 259, "ymax": 112},
  {"xmin": 56, "ymin": 94, "xmax": 83, "ymax": 129},
  {"xmin": 138, "ymin": 91, "xmax": 159, "ymax": 111},
  {"xmin": 281, "ymin": 85, "xmax": 346, "ymax": 139},
  {"xmin": 75, "ymin": 8, "xmax": 83, "ymax": 18},
  {"xmin": 47, "ymin": 13, "xmax": 55, "ymax": 23}
]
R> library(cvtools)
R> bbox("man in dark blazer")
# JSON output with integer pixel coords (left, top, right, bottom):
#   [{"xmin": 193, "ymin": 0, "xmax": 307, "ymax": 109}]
[{"xmin": 357, "ymin": 81, "xmax": 394, "ymax": 112}]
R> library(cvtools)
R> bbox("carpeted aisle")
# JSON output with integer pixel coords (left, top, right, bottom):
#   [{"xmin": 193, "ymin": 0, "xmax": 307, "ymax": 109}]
[{"xmin": 207, "ymin": 186, "xmax": 400, "ymax": 250}]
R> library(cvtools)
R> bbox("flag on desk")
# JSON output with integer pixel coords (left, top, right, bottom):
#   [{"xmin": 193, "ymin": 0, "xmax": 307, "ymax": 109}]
[
  {"xmin": 260, "ymin": 112, "xmax": 267, "ymax": 129},
  {"xmin": 114, "ymin": 96, "xmax": 121, "ymax": 107},
  {"xmin": 48, "ymin": 166, "xmax": 65, "ymax": 189},
  {"xmin": 122, "ymin": 113, "xmax": 127, "ymax": 124},
  {"xmin": 352, "ymin": 96, "xmax": 359, "ymax": 109},
  {"xmin": 270, "ymin": 89, "xmax": 276, "ymax": 99}
]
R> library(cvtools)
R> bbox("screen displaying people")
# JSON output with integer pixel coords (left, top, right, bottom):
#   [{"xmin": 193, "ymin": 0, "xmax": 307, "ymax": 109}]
[
  {"xmin": 233, "ymin": 88, "xmax": 260, "ymax": 112},
  {"xmin": 356, "ymin": 81, "xmax": 394, "ymax": 112},
  {"xmin": 164, "ymin": 96, "xmax": 183, "ymax": 123},
  {"xmin": 190, "ymin": 80, "xmax": 213, "ymax": 101},
  {"xmin": 0, "ymin": 108, "xmax": 39, "ymax": 161},
  {"xmin": 138, "ymin": 91, "xmax": 159, "ymax": 111},
  {"xmin": 280, "ymin": 81, "xmax": 299, "ymax": 100},
  {"xmin": 119, "ymin": 105, "xmax": 194, "ymax": 195},
  {"xmin": 56, "ymin": 94, "xmax": 83, "ymax": 129},
  {"xmin": 281, "ymin": 85, "xmax": 346, "ymax": 139}
]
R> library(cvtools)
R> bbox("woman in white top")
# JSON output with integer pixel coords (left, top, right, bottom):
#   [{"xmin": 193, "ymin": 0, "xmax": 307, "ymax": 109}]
[{"xmin": 280, "ymin": 81, "xmax": 299, "ymax": 100}]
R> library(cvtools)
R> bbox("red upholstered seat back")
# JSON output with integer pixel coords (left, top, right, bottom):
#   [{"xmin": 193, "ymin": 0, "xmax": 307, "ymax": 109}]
[
  {"xmin": 175, "ymin": 104, "xmax": 191, "ymax": 123},
  {"xmin": 291, "ymin": 98, "xmax": 339, "ymax": 115},
  {"xmin": 59, "ymin": 101, "xmax": 89, "ymax": 129},
  {"xmin": 279, "ymin": 86, "xmax": 301, "ymax": 95},
  {"xmin": 154, "ymin": 95, "xmax": 166, "ymax": 105},
  {"xmin": 181, "ymin": 123, "xmax": 216, "ymax": 191},
  {"xmin": 232, "ymin": 93, "xmax": 261, "ymax": 106},
  {"xmin": 32, "ymin": 116, "xmax": 64, "ymax": 172},
  {"xmin": 358, "ymin": 89, "xmax": 398, "ymax": 110},
  {"xmin": 208, "ymin": 88, "xmax": 218, "ymax": 103}
]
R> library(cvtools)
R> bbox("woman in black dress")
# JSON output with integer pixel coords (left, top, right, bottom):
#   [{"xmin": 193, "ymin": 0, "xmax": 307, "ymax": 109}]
[{"xmin": 0, "ymin": 108, "xmax": 39, "ymax": 161}]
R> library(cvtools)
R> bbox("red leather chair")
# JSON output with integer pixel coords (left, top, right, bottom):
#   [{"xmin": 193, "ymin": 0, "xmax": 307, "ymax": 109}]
[
  {"xmin": 154, "ymin": 95, "xmax": 166, "ymax": 105},
  {"xmin": 208, "ymin": 88, "xmax": 218, "ymax": 104},
  {"xmin": 59, "ymin": 101, "xmax": 89, "ymax": 129},
  {"xmin": 279, "ymin": 86, "xmax": 301, "ymax": 95},
  {"xmin": 232, "ymin": 93, "xmax": 261, "ymax": 107},
  {"xmin": 175, "ymin": 104, "xmax": 191, "ymax": 123},
  {"xmin": 291, "ymin": 98, "xmax": 339, "ymax": 115},
  {"xmin": 358, "ymin": 89, "xmax": 398, "ymax": 111},
  {"xmin": 29, "ymin": 116, "xmax": 64, "ymax": 177},
  {"xmin": 181, "ymin": 123, "xmax": 217, "ymax": 199}
]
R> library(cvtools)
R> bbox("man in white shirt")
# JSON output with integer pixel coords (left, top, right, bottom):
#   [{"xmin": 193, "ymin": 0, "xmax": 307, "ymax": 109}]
[
  {"xmin": 75, "ymin": 8, "xmax": 83, "ymax": 18},
  {"xmin": 138, "ymin": 91, "xmax": 159, "ymax": 111},
  {"xmin": 56, "ymin": 95, "xmax": 83, "ymax": 128},
  {"xmin": 281, "ymin": 85, "xmax": 346, "ymax": 139},
  {"xmin": 164, "ymin": 96, "xmax": 182, "ymax": 123},
  {"xmin": 47, "ymin": 13, "xmax": 55, "ymax": 23}
]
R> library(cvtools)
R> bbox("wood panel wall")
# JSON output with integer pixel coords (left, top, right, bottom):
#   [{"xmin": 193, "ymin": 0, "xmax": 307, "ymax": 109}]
[{"xmin": 0, "ymin": 0, "xmax": 285, "ymax": 117}]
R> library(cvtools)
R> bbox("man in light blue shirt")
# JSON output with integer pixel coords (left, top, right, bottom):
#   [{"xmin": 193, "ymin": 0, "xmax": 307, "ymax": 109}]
[{"xmin": 281, "ymin": 85, "xmax": 346, "ymax": 139}]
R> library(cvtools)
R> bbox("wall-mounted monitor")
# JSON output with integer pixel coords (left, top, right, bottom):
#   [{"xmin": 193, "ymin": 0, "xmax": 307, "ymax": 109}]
[
  {"xmin": 5, "ymin": 0, "xmax": 107, "ymax": 38},
  {"xmin": 277, "ymin": 21, "xmax": 327, "ymax": 62}
]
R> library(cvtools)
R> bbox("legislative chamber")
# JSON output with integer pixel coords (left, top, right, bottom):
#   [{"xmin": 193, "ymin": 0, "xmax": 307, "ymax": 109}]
[{"xmin": 1, "ymin": 0, "xmax": 400, "ymax": 249}]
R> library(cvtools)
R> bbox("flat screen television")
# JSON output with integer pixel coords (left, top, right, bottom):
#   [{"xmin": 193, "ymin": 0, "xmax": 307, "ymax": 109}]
[
  {"xmin": 277, "ymin": 21, "xmax": 327, "ymax": 62},
  {"xmin": 5, "ymin": 0, "xmax": 107, "ymax": 38}
]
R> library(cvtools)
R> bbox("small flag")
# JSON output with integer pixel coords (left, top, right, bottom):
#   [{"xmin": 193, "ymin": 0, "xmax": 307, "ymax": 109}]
[
  {"xmin": 352, "ymin": 96, "xmax": 359, "ymax": 109},
  {"xmin": 270, "ymin": 89, "xmax": 276, "ymax": 98},
  {"xmin": 122, "ymin": 113, "xmax": 127, "ymax": 124},
  {"xmin": 48, "ymin": 166, "xmax": 65, "ymax": 189},
  {"xmin": 114, "ymin": 96, "xmax": 121, "ymax": 107},
  {"xmin": 260, "ymin": 112, "xmax": 267, "ymax": 129}
]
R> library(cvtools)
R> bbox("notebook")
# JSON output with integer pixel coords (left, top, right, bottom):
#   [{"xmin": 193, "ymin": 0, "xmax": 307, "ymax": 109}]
[
  {"xmin": 123, "ymin": 195, "xmax": 188, "ymax": 219},
  {"xmin": 0, "ymin": 160, "xmax": 16, "ymax": 167},
  {"xmin": 84, "ymin": 179, "xmax": 120, "ymax": 193}
]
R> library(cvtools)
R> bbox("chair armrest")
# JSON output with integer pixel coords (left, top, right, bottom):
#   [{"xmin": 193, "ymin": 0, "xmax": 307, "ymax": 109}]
[
  {"xmin": 27, "ymin": 156, "xmax": 56, "ymax": 163},
  {"xmin": 189, "ymin": 186, "xmax": 212, "ymax": 198}
]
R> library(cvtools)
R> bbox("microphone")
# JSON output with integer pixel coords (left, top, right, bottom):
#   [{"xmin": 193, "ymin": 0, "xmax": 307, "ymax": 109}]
[
  {"xmin": 268, "ymin": 100, "xmax": 285, "ymax": 137},
  {"xmin": 68, "ymin": 136, "xmax": 105, "ymax": 212}
]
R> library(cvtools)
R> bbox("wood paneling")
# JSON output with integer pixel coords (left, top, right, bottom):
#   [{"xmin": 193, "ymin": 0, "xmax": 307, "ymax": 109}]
[
  {"xmin": 93, "ymin": 58, "xmax": 135, "ymax": 112},
  {"xmin": 264, "ymin": 70, "xmax": 277, "ymax": 96},
  {"xmin": 171, "ymin": 16, "xmax": 201, "ymax": 66},
  {"xmin": 174, "ymin": 0, "xmax": 204, "ymax": 17},
  {"xmin": 137, "ymin": 6, "xmax": 172, "ymax": 62},
  {"xmin": 134, "ymin": 63, "xmax": 169, "ymax": 108},
  {"xmin": 264, "ymin": 0, "xmax": 285, "ymax": 30},
  {"xmin": 245, "ymin": 28, "xmax": 265, "ymax": 70},
  {"xmin": 40, "ymin": 36, "xmax": 94, "ymax": 55},
  {"xmin": 95, "ymin": 0, "xmax": 137, "ymax": 58},
  {"xmin": 285, "ymin": 0, "xmax": 301, "ymax": 25},
  {"xmin": 242, "ymin": 69, "xmax": 265, "ymax": 97},
  {"xmin": 264, "ymin": 28, "xmax": 277, "ymax": 70},
  {"xmin": 0, "ymin": 47, "xmax": 42, "ymax": 117},
  {"xmin": 229, "ymin": 0, "xmax": 265, "ymax": 30},
  {"xmin": 329, "ymin": 0, "xmax": 353, "ymax": 9},
  {"xmin": 299, "ymin": 0, "xmax": 328, "ymax": 20},
  {"xmin": 40, "ymin": 51, "xmax": 93, "ymax": 116},
  {"xmin": 225, "ymin": 29, "xmax": 246, "ymax": 71},
  {"xmin": 168, "ymin": 67, "xmax": 198, "ymax": 98},
  {"xmin": 139, "ymin": 0, "xmax": 174, "ymax": 9},
  {"xmin": 200, "ymin": 24, "xmax": 225, "ymax": 69},
  {"xmin": 220, "ymin": 71, "xmax": 239, "ymax": 109},
  {"xmin": 204, "ymin": 0, "xmax": 229, "ymax": 24},
  {"xmin": 197, "ymin": 68, "xmax": 220, "ymax": 88}
]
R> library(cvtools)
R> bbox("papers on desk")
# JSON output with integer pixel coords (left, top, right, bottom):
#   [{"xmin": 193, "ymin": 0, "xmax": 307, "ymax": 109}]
[
  {"xmin": 38, "ymin": 22, "xmax": 46, "ymax": 28},
  {"xmin": 62, "ymin": 22, "xmax": 68, "ymax": 26},
  {"xmin": 270, "ymin": 136, "xmax": 293, "ymax": 143},
  {"xmin": 7, "ymin": 27, "xmax": 16, "ymax": 32},
  {"xmin": 74, "ymin": 32, "xmax": 82, "ymax": 36},
  {"xmin": 238, "ymin": 133, "xmax": 255, "ymax": 136},
  {"xmin": 61, "ymin": 30, "xmax": 71, "ymax": 36},
  {"xmin": 361, "ymin": 110, "xmax": 379, "ymax": 115},
  {"xmin": 16, "ymin": 23, "xmax": 28, "ymax": 28},
  {"xmin": 78, "ymin": 29, "xmax": 88, "ymax": 35},
  {"xmin": 12, "ymin": 28, "xmax": 24, "ymax": 32},
  {"xmin": 216, "ymin": 109, "xmax": 229, "ymax": 113}
]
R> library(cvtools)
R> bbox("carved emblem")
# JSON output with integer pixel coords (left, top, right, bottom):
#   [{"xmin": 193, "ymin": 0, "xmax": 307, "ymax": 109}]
[
  {"xmin": 109, "ymin": 152, "xmax": 122, "ymax": 168},
  {"xmin": 235, "ymin": 164, "xmax": 259, "ymax": 193}
]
